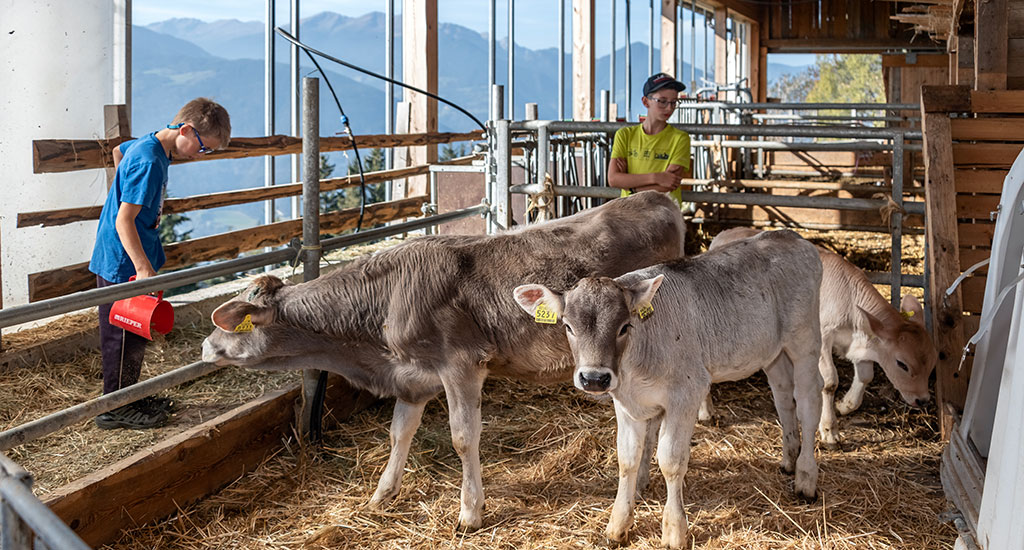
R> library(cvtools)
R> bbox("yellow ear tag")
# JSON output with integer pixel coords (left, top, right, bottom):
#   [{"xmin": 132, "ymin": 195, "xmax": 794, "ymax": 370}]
[
  {"xmin": 534, "ymin": 303, "xmax": 558, "ymax": 324},
  {"xmin": 901, "ymin": 310, "xmax": 915, "ymax": 320},
  {"xmin": 233, "ymin": 314, "xmax": 255, "ymax": 333},
  {"xmin": 637, "ymin": 302, "xmax": 654, "ymax": 320}
]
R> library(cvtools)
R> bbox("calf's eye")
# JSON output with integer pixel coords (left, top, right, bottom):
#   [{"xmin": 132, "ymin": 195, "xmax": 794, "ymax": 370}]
[
  {"xmin": 565, "ymin": 324, "xmax": 574, "ymax": 335},
  {"xmin": 619, "ymin": 324, "xmax": 631, "ymax": 336},
  {"xmin": 896, "ymin": 360, "xmax": 909, "ymax": 372}
]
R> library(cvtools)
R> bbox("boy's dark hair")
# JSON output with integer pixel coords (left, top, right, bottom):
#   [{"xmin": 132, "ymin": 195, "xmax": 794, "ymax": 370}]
[{"xmin": 173, "ymin": 98, "xmax": 231, "ymax": 148}]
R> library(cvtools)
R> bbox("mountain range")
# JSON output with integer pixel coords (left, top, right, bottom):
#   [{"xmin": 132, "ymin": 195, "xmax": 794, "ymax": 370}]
[{"xmin": 134, "ymin": 11, "xmax": 811, "ymax": 237}]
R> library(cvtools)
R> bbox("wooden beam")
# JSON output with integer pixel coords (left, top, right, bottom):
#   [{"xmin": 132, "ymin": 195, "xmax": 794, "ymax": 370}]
[
  {"xmin": 714, "ymin": 7, "xmax": 728, "ymax": 87},
  {"xmin": 954, "ymin": 168, "xmax": 1009, "ymax": 193},
  {"xmin": 954, "ymin": 34, "xmax": 975, "ymax": 87},
  {"xmin": 27, "ymin": 197, "xmax": 427, "ymax": 302},
  {"xmin": 882, "ymin": 53, "xmax": 950, "ymax": 68},
  {"xmin": 403, "ymin": 0, "xmax": 438, "ymax": 198},
  {"xmin": 974, "ymin": 0, "xmax": 1008, "ymax": 90},
  {"xmin": 970, "ymin": 89, "xmax": 1024, "ymax": 112},
  {"xmin": 573, "ymin": 0, "xmax": 595, "ymax": 121},
  {"xmin": 46, "ymin": 374, "xmax": 376, "ymax": 548},
  {"xmin": 660, "ymin": 0, "xmax": 677, "ymax": 76},
  {"xmin": 921, "ymin": 103, "xmax": 969, "ymax": 436},
  {"xmin": 952, "ymin": 143, "xmax": 1024, "ymax": 167},
  {"xmin": 17, "ymin": 157, "xmax": 481, "ymax": 228},
  {"xmin": 103, "ymin": 104, "xmax": 129, "ymax": 189},
  {"xmin": 921, "ymin": 84, "xmax": 972, "ymax": 112},
  {"xmin": 32, "ymin": 131, "xmax": 483, "ymax": 175},
  {"xmin": 763, "ymin": 38, "xmax": 941, "ymax": 53}
]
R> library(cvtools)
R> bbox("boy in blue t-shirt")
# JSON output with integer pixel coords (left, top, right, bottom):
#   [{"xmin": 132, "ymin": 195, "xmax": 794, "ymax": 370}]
[{"xmin": 89, "ymin": 97, "xmax": 230, "ymax": 429}]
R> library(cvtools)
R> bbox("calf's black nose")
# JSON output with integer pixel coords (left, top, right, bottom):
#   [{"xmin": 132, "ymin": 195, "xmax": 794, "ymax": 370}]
[{"xmin": 579, "ymin": 371, "xmax": 611, "ymax": 392}]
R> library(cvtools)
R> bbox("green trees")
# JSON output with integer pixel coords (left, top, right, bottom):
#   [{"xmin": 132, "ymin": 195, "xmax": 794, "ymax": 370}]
[
  {"xmin": 320, "ymin": 149, "xmax": 387, "ymax": 213},
  {"xmin": 769, "ymin": 54, "xmax": 883, "ymax": 104}
]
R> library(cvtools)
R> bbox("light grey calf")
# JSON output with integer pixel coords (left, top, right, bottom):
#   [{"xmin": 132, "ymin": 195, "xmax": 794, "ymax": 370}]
[
  {"xmin": 708, "ymin": 227, "xmax": 937, "ymax": 448},
  {"xmin": 514, "ymin": 230, "xmax": 823, "ymax": 548},
  {"xmin": 200, "ymin": 191, "xmax": 685, "ymax": 532}
]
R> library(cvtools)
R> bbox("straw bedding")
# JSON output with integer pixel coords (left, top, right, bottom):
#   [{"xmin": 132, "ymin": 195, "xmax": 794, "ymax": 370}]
[{"xmin": 0, "ymin": 231, "xmax": 955, "ymax": 549}]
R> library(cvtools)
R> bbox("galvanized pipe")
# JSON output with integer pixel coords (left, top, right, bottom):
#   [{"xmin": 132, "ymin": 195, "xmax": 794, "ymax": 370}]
[
  {"xmin": 0, "ymin": 479, "xmax": 90, "ymax": 550},
  {"xmin": 625, "ymin": 0, "xmax": 632, "ymax": 121},
  {"xmin": 300, "ymin": 77, "xmax": 321, "ymax": 437},
  {"xmin": 537, "ymin": 122, "xmax": 550, "ymax": 183},
  {"xmin": 689, "ymin": 139, "xmax": 923, "ymax": 152},
  {"xmin": 494, "ymin": 119, "xmax": 513, "ymax": 231},
  {"xmin": 676, "ymin": 102, "xmax": 920, "ymax": 111},
  {"xmin": 686, "ymin": 216, "xmax": 924, "ymax": 235},
  {"xmin": 511, "ymin": 120, "xmax": 922, "ymax": 140},
  {"xmin": 508, "ymin": 183, "xmax": 925, "ymax": 215},
  {"xmin": 891, "ymin": 133, "xmax": 905, "ymax": 306},
  {"xmin": 264, "ymin": 0, "xmax": 276, "ymax": 227},
  {"xmin": 290, "ymin": 0, "xmax": 301, "ymax": 219},
  {"xmin": 558, "ymin": 0, "xmax": 565, "ymax": 121},
  {"xmin": 609, "ymin": 0, "xmax": 616, "ymax": 116},
  {"xmin": 0, "ymin": 360, "xmax": 225, "ymax": 451},
  {"xmin": 0, "ymin": 206, "xmax": 489, "ymax": 331},
  {"xmin": 0, "ymin": 205, "xmax": 488, "ymax": 450},
  {"xmin": 508, "ymin": 0, "xmax": 515, "ymax": 120},
  {"xmin": 489, "ymin": 0, "xmax": 496, "ymax": 122},
  {"xmin": 385, "ymin": 0, "xmax": 395, "ymax": 201}
]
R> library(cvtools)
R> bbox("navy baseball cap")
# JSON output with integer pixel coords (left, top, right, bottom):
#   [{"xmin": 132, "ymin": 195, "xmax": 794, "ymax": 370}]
[{"xmin": 643, "ymin": 73, "xmax": 686, "ymax": 96}]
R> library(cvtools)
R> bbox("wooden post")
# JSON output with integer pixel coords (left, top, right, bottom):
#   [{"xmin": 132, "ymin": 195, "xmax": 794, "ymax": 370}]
[
  {"xmin": 402, "ymin": 0, "xmax": 437, "ymax": 197},
  {"xmin": 660, "ymin": 0, "xmax": 676, "ymax": 76},
  {"xmin": 103, "ymin": 104, "xmax": 130, "ymax": 188},
  {"xmin": 715, "ymin": 7, "xmax": 729, "ymax": 88},
  {"xmin": 957, "ymin": 34, "xmax": 976, "ymax": 88},
  {"xmin": 751, "ymin": 24, "xmax": 767, "ymax": 103},
  {"xmin": 975, "ymin": 0, "xmax": 1008, "ymax": 90},
  {"xmin": 573, "ymin": 0, "xmax": 595, "ymax": 121},
  {"xmin": 921, "ymin": 87, "xmax": 969, "ymax": 438}
]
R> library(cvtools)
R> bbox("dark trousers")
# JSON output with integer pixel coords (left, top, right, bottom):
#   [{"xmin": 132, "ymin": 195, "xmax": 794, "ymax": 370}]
[{"xmin": 97, "ymin": 276, "xmax": 148, "ymax": 395}]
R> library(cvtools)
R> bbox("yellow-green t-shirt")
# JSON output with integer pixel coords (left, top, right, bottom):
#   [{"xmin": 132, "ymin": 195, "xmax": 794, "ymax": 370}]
[{"xmin": 610, "ymin": 124, "xmax": 691, "ymax": 205}]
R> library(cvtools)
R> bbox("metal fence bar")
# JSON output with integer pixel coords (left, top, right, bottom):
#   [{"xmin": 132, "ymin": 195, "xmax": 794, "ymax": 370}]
[
  {"xmin": 0, "ymin": 361, "xmax": 224, "ymax": 451},
  {"xmin": 300, "ymin": 77, "xmax": 321, "ymax": 437},
  {"xmin": 509, "ymin": 184, "xmax": 926, "ymax": 215},
  {"xmin": 675, "ymin": 102, "xmax": 920, "ymax": 111},
  {"xmin": 891, "ymin": 133, "xmax": 905, "ymax": 306},
  {"xmin": 0, "ymin": 480, "xmax": 90, "ymax": 550},
  {"xmin": 0, "ymin": 205, "xmax": 489, "ymax": 331},
  {"xmin": 510, "ymin": 120, "xmax": 922, "ymax": 140}
]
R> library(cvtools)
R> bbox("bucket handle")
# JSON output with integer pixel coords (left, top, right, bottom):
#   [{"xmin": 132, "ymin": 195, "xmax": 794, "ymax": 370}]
[{"xmin": 128, "ymin": 275, "xmax": 163, "ymax": 300}]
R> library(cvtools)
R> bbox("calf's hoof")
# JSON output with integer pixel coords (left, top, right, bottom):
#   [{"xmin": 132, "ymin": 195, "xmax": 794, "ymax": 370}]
[
  {"xmin": 457, "ymin": 512, "xmax": 484, "ymax": 533},
  {"xmin": 368, "ymin": 486, "xmax": 400, "ymax": 508},
  {"xmin": 796, "ymin": 487, "xmax": 818, "ymax": 504},
  {"xmin": 820, "ymin": 437, "xmax": 841, "ymax": 452}
]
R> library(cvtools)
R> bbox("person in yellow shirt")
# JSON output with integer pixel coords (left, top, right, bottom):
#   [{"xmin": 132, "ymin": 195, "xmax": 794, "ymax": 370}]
[{"xmin": 608, "ymin": 73, "xmax": 691, "ymax": 206}]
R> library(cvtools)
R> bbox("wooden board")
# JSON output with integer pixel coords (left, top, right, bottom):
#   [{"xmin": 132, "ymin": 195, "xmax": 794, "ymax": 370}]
[
  {"xmin": 922, "ymin": 107, "xmax": 970, "ymax": 434},
  {"xmin": 958, "ymin": 222, "xmax": 996, "ymax": 247},
  {"xmin": 27, "ymin": 197, "xmax": 427, "ymax": 302},
  {"xmin": 32, "ymin": 131, "xmax": 483, "ymax": 174},
  {"xmin": 955, "ymin": 194, "xmax": 1003, "ymax": 218},
  {"xmin": 952, "ymin": 143, "xmax": 1024, "ymax": 167},
  {"xmin": 46, "ymin": 374, "xmax": 376, "ymax": 547},
  {"xmin": 954, "ymin": 169, "xmax": 1009, "ymax": 194},
  {"xmin": 950, "ymin": 118, "xmax": 1024, "ymax": 141},
  {"xmin": 970, "ymin": 90, "xmax": 1024, "ymax": 112}
]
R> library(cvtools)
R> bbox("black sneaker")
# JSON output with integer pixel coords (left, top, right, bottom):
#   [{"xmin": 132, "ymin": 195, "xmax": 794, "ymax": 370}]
[
  {"xmin": 95, "ymin": 399, "xmax": 170, "ymax": 430},
  {"xmin": 140, "ymin": 396, "xmax": 175, "ymax": 414}
]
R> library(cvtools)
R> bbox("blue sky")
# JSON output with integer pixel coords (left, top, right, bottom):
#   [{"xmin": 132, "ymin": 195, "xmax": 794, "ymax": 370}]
[{"xmin": 134, "ymin": 1, "xmax": 815, "ymax": 66}]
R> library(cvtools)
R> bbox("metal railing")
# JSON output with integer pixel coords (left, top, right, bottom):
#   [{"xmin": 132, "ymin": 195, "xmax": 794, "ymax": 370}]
[
  {"xmin": 491, "ymin": 111, "xmax": 922, "ymax": 311},
  {"xmin": 0, "ymin": 453, "xmax": 91, "ymax": 550}
]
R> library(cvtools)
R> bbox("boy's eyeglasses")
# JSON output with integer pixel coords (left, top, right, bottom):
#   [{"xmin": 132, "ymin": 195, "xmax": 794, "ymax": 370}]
[
  {"xmin": 647, "ymin": 96, "xmax": 679, "ymax": 108},
  {"xmin": 192, "ymin": 128, "xmax": 213, "ymax": 154}
]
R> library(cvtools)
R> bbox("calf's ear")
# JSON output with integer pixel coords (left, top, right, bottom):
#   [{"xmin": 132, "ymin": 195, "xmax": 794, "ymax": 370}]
[
  {"xmin": 512, "ymin": 284, "xmax": 564, "ymax": 319},
  {"xmin": 626, "ymin": 274, "xmax": 664, "ymax": 313},
  {"xmin": 857, "ymin": 306, "xmax": 892, "ymax": 339},
  {"xmin": 211, "ymin": 301, "xmax": 273, "ymax": 332},
  {"xmin": 900, "ymin": 294, "xmax": 925, "ymax": 326}
]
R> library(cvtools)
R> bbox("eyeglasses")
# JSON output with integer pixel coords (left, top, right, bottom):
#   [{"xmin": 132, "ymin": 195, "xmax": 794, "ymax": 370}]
[
  {"xmin": 647, "ymin": 96, "xmax": 679, "ymax": 108},
  {"xmin": 192, "ymin": 128, "xmax": 213, "ymax": 154}
]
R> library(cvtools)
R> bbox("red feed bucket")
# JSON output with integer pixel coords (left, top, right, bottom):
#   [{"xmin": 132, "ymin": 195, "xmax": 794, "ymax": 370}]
[{"xmin": 109, "ymin": 283, "xmax": 174, "ymax": 341}]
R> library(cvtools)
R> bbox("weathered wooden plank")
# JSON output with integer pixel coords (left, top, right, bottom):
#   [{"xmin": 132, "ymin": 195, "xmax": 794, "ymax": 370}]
[
  {"xmin": 959, "ymin": 247, "xmax": 992, "ymax": 273},
  {"xmin": 954, "ymin": 168, "xmax": 1008, "ymax": 193},
  {"xmin": 27, "ymin": 197, "xmax": 427, "ymax": 302},
  {"xmin": 950, "ymin": 118, "xmax": 1024, "ymax": 141},
  {"xmin": 32, "ymin": 131, "xmax": 484, "ymax": 174},
  {"xmin": 921, "ymin": 85, "xmax": 972, "ymax": 112},
  {"xmin": 957, "ymin": 222, "xmax": 996, "ymax": 247},
  {"xmin": 18, "ymin": 162, "xmax": 438, "ymax": 228},
  {"xmin": 960, "ymin": 275, "xmax": 988, "ymax": 314},
  {"xmin": 769, "ymin": 150, "xmax": 894, "ymax": 167},
  {"xmin": 970, "ymin": 90, "xmax": 1024, "ymax": 112},
  {"xmin": 692, "ymin": 203, "xmax": 925, "ymax": 229},
  {"xmin": 922, "ymin": 107, "xmax": 969, "ymax": 435},
  {"xmin": 952, "ymin": 143, "xmax": 1023, "ymax": 167},
  {"xmin": 974, "ymin": 0, "xmax": 1008, "ymax": 91},
  {"xmin": 46, "ymin": 374, "xmax": 376, "ymax": 548},
  {"xmin": 882, "ymin": 53, "xmax": 950, "ymax": 68},
  {"xmin": 956, "ymin": 193, "xmax": 1003, "ymax": 218}
]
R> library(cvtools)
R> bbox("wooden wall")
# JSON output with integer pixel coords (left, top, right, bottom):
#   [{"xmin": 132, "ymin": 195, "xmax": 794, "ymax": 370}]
[{"xmin": 762, "ymin": 0, "xmax": 924, "ymax": 52}]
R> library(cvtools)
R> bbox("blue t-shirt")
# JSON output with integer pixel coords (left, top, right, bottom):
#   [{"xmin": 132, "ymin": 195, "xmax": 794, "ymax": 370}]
[{"xmin": 88, "ymin": 133, "xmax": 169, "ymax": 283}]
